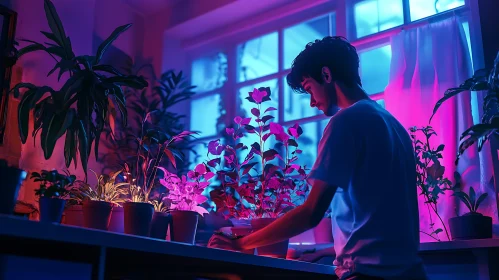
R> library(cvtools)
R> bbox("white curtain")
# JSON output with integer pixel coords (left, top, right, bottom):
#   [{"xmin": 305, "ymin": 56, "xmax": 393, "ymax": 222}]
[{"xmin": 384, "ymin": 16, "xmax": 495, "ymax": 242}]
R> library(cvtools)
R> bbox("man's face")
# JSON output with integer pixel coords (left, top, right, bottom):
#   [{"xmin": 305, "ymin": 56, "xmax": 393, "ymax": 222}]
[{"xmin": 301, "ymin": 77, "xmax": 338, "ymax": 116}]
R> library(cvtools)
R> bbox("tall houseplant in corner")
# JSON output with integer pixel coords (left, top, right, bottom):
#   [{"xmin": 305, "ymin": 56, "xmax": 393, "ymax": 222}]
[
  {"xmin": 430, "ymin": 51, "xmax": 498, "ymax": 240},
  {"xmin": 11, "ymin": 0, "xmax": 148, "ymax": 178}
]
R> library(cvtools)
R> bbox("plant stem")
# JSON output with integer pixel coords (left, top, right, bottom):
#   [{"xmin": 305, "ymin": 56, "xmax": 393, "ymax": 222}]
[{"xmin": 420, "ymin": 230, "xmax": 441, "ymax": 242}]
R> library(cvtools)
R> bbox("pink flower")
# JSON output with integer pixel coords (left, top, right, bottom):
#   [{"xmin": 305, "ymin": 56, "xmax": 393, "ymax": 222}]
[
  {"xmin": 234, "ymin": 116, "xmax": 242, "ymax": 125},
  {"xmin": 250, "ymin": 88, "xmax": 268, "ymax": 103},
  {"xmin": 226, "ymin": 128, "xmax": 235, "ymax": 135},
  {"xmin": 287, "ymin": 123, "xmax": 302, "ymax": 138}
]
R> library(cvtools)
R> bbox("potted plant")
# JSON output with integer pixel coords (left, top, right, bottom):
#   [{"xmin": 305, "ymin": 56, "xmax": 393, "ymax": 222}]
[
  {"xmin": 0, "ymin": 159, "xmax": 27, "ymax": 215},
  {"xmin": 75, "ymin": 169, "xmax": 128, "ymax": 230},
  {"xmin": 149, "ymin": 196, "xmax": 171, "ymax": 240},
  {"xmin": 208, "ymin": 87, "xmax": 310, "ymax": 258},
  {"xmin": 449, "ymin": 177, "xmax": 492, "ymax": 240},
  {"xmin": 119, "ymin": 118, "xmax": 195, "ymax": 237},
  {"xmin": 31, "ymin": 170, "xmax": 76, "ymax": 223},
  {"xmin": 409, "ymin": 126, "xmax": 457, "ymax": 242},
  {"xmin": 159, "ymin": 164, "xmax": 212, "ymax": 244},
  {"xmin": 12, "ymin": 0, "xmax": 148, "ymax": 179}
]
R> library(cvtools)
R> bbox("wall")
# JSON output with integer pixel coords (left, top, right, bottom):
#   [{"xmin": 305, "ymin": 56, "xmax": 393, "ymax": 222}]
[{"xmin": 4, "ymin": 0, "xmax": 145, "ymax": 207}]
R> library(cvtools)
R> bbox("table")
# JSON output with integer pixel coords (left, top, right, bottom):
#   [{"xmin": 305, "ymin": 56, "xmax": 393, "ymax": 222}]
[{"xmin": 0, "ymin": 215, "xmax": 336, "ymax": 280}]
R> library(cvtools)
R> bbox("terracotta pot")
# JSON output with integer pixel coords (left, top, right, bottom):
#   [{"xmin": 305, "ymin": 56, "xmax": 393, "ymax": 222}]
[
  {"xmin": 251, "ymin": 218, "xmax": 289, "ymax": 258},
  {"xmin": 124, "ymin": 202, "xmax": 154, "ymax": 237},
  {"xmin": 0, "ymin": 166, "xmax": 27, "ymax": 215},
  {"xmin": 313, "ymin": 218, "xmax": 334, "ymax": 244},
  {"xmin": 62, "ymin": 205, "xmax": 84, "ymax": 227},
  {"xmin": 82, "ymin": 200, "xmax": 113, "ymax": 230},
  {"xmin": 449, "ymin": 213, "xmax": 493, "ymax": 240},
  {"xmin": 39, "ymin": 197, "xmax": 66, "ymax": 223},
  {"xmin": 170, "ymin": 210, "xmax": 199, "ymax": 244},
  {"xmin": 109, "ymin": 207, "xmax": 124, "ymax": 233},
  {"xmin": 150, "ymin": 212, "xmax": 171, "ymax": 240}
]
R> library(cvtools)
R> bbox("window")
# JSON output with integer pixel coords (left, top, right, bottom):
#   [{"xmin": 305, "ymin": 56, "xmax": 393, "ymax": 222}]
[
  {"xmin": 238, "ymin": 32, "xmax": 278, "ymax": 82},
  {"xmin": 191, "ymin": 53, "xmax": 228, "ymax": 92},
  {"xmin": 190, "ymin": 94, "xmax": 222, "ymax": 137},
  {"xmin": 353, "ymin": 0, "xmax": 404, "ymax": 38},
  {"xmin": 410, "ymin": 0, "xmax": 465, "ymax": 21},
  {"xmin": 359, "ymin": 44, "xmax": 392, "ymax": 95}
]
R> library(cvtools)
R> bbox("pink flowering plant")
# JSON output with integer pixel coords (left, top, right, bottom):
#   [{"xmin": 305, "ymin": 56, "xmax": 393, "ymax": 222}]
[
  {"xmin": 157, "ymin": 163, "xmax": 214, "ymax": 215},
  {"xmin": 209, "ymin": 87, "xmax": 310, "ymax": 220}
]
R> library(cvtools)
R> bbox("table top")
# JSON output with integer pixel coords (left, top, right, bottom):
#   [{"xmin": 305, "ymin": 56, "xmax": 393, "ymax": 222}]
[{"xmin": 0, "ymin": 215, "xmax": 335, "ymax": 275}]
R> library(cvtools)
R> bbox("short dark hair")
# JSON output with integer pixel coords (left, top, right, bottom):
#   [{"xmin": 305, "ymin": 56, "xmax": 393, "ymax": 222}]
[{"xmin": 286, "ymin": 36, "xmax": 361, "ymax": 93}]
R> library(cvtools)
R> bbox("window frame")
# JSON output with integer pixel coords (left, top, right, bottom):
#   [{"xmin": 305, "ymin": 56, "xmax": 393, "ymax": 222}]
[{"xmin": 185, "ymin": 0, "xmax": 472, "ymax": 168}]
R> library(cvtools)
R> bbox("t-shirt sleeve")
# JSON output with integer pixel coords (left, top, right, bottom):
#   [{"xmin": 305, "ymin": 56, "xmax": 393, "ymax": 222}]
[{"xmin": 307, "ymin": 116, "xmax": 357, "ymax": 188}]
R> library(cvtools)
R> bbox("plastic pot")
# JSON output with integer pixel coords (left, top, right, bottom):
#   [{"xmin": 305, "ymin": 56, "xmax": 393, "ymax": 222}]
[
  {"xmin": 62, "ymin": 205, "xmax": 84, "ymax": 227},
  {"xmin": 124, "ymin": 202, "xmax": 154, "ymax": 237},
  {"xmin": 150, "ymin": 212, "xmax": 171, "ymax": 240},
  {"xmin": 0, "ymin": 166, "xmax": 27, "ymax": 215},
  {"xmin": 39, "ymin": 197, "xmax": 66, "ymax": 223},
  {"xmin": 449, "ymin": 213, "xmax": 493, "ymax": 240},
  {"xmin": 170, "ymin": 210, "xmax": 199, "ymax": 244},
  {"xmin": 109, "ymin": 206, "xmax": 124, "ymax": 233},
  {"xmin": 82, "ymin": 200, "xmax": 113, "ymax": 230}
]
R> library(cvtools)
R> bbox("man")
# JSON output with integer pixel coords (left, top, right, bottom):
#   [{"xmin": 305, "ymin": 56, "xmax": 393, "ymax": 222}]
[{"xmin": 208, "ymin": 36, "xmax": 427, "ymax": 280}]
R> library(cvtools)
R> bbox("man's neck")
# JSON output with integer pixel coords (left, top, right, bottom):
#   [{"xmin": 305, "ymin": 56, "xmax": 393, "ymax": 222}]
[{"xmin": 338, "ymin": 84, "xmax": 370, "ymax": 108}]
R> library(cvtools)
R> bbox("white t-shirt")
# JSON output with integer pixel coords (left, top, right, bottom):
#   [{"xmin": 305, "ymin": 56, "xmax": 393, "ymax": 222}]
[{"xmin": 307, "ymin": 99, "xmax": 427, "ymax": 280}]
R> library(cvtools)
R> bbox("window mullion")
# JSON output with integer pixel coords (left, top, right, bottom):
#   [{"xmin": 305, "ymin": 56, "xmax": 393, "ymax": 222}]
[{"xmin": 278, "ymin": 29, "xmax": 284, "ymax": 124}]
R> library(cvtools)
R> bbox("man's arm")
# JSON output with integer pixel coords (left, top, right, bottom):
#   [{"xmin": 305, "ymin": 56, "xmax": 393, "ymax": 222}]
[{"xmin": 236, "ymin": 179, "xmax": 337, "ymax": 250}]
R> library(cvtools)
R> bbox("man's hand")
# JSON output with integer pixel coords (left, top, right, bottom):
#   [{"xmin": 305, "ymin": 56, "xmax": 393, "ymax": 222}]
[{"xmin": 208, "ymin": 234, "xmax": 242, "ymax": 252}]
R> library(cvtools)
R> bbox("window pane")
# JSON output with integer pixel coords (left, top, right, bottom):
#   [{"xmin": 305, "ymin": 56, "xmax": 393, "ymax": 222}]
[
  {"xmin": 462, "ymin": 21, "xmax": 473, "ymax": 71},
  {"xmin": 189, "ymin": 141, "xmax": 209, "ymax": 170},
  {"xmin": 359, "ymin": 45, "xmax": 392, "ymax": 94},
  {"xmin": 237, "ymin": 32, "xmax": 278, "ymax": 82},
  {"xmin": 289, "ymin": 122, "xmax": 319, "ymax": 170},
  {"xmin": 284, "ymin": 14, "xmax": 333, "ymax": 70},
  {"xmin": 410, "ymin": 0, "xmax": 465, "ymax": 21},
  {"xmin": 239, "ymin": 79, "xmax": 279, "ymax": 122},
  {"xmin": 191, "ymin": 53, "xmax": 227, "ymax": 93},
  {"xmin": 284, "ymin": 79, "xmax": 321, "ymax": 121},
  {"xmin": 190, "ymin": 94, "xmax": 221, "ymax": 137},
  {"xmin": 353, "ymin": 0, "xmax": 403, "ymax": 38}
]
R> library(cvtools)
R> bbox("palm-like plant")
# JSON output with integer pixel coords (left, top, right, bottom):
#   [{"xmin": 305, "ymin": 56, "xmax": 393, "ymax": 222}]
[
  {"xmin": 430, "ymin": 51, "xmax": 499, "ymax": 164},
  {"xmin": 99, "ymin": 69, "xmax": 196, "ymax": 175},
  {"xmin": 11, "ymin": 0, "xmax": 148, "ymax": 178}
]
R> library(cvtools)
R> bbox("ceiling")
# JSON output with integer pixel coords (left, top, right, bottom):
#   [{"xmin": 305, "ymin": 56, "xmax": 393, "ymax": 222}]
[{"xmin": 123, "ymin": 0, "xmax": 182, "ymax": 15}]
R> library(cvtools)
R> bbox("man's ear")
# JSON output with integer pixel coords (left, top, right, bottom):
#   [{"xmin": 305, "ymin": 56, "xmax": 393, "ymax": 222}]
[{"xmin": 321, "ymin": 66, "xmax": 332, "ymax": 84}]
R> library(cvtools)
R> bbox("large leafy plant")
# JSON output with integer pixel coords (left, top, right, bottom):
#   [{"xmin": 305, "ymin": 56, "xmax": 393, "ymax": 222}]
[
  {"xmin": 12, "ymin": 0, "xmax": 148, "ymax": 177},
  {"xmin": 430, "ymin": 51, "xmax": 499, "ymax": 164},
  {"xmin": 410, "ymin": 126, "xmax": 458, "ymax": 241},
  {"xmin": 121, "ymin": 129, "xmax": 195, "ymax": 203},
  {"xmin": 100, "ymin": 69, "xmax": 196, "ymax": 174},
  {"xmin": 209, "ymin": 88, "xmax": 310, "ymax": 220},
  {"xmin": 32, "ymin": 169, "xmax": 76, "ymax": 199}
]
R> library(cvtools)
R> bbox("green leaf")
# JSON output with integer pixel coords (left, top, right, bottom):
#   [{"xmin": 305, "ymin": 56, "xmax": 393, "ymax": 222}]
[
  {"xmin": 40, "ymin": 31, "xmax": 61, "ymax": 45},
  {"xmin": 18, "ymin": 89, "xmax": 37, "ymax": 143},
  {"xmin": 77, "ymin": 119, "xmax": 89, "ymax": 179},
  {"xmin": 430, "ymin": 86, "xmax": 470, "ymax": 122},
  {"xmin": 475, "ymin": 193, "xmax": 488, "ymax": 212},
  {"xmin": 43, "ymin": 0, "xmax": 74, "ymax": 59},
  {"xmin": 10, "ymin": 82, "xmax": 36, "ymax": 99},
  {"xmin": 436, "ymin": 144, "xmax": 445, "ymax": 152},
  {"xmin": 40, "ymin": 110, "xmax": 72, "ymax": 159},
  {"xmin": 17, "ymin": 43, "xmax": 46, "ymax": 58},
  {"xmin": 453, "ymin": 191, "xmax": 473, "ymax": 212},
  {"xmin": 469, "ymin": 186, "xmax": 476, "ymax": 210},
  {"xmin": 64, "ymin": 127, "xmax": 74, "ymax": 168},
  {"xmin": 92, "ymin": 64, "xmax": 124, "ymax": 76},
  {"xmin": 95, "ymin": 24, "xmax": 132, "ymax": 64}
]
